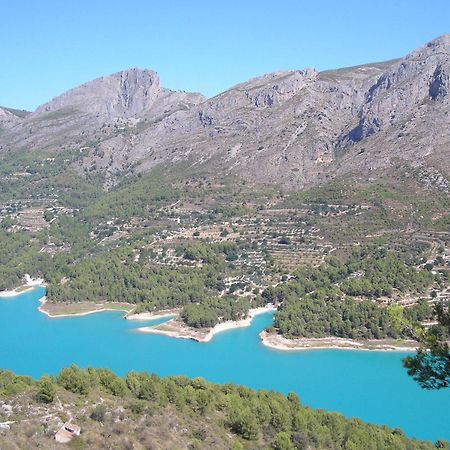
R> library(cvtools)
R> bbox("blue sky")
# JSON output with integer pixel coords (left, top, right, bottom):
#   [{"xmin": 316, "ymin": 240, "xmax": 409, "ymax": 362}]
[{"xmin": 1, "ymin": 0, "xmax": 449, "ymax": 110}]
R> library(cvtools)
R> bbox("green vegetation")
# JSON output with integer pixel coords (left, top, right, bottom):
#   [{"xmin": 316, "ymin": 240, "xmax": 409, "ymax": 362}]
[
  {"xmin": 266, "ymin": 248, "xmax": 442, "ymax": 340},
  {"xmin": 0, "ymin": 366, "xmax": 443, "ymax": 449},
  {"xmin": 45, "ymin": 240, "xmax": 262, "ymax": 328},
  {"xmin": 0, "ymin": 229, "xmax": 51, "ymax": 290},
  {"xmin": 276, "ymin": 297, "xmax": 432, "ymax": 340},
  {"xmin": 404, "ymin": 301, "xmax": 450, "ymax": 390},
  {"xmin": 47, "ymin": 246, "xmax": 222, "ymax": 309},
  {"xmin": 35, "ymin": 375, "xmax": 56, "ymax": 404},
  {"xmin": 83, "ymin": 170, "xmax": 179, "ymax": 221},
  {"xmin": 0, "ymin": 151, "xmax": 449, "ymax": 394},
  {"xmin": 181, "ymin": 296, "xmax": 250, "ymax": 328},
  {"xmin": 0, "ymin": 148, "xmax": 102, "ymax": 207},
  {"xmin": 182, "ymin": 241, "xmax": 239, "ymax": 264}
]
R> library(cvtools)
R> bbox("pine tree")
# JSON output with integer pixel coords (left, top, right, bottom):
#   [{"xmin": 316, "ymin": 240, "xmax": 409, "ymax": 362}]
[{"xmin": 35, "ymin": 375, "xmax": 55, "ymax": 404}]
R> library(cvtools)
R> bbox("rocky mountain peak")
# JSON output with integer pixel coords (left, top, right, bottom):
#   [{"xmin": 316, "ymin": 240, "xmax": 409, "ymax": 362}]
[
  {"xmin": 337, "ymin": 35, "xmax": 450, "ymax": 149},
  {"xmin": 243, "ymin": 69, "xmax": 318, "ymax": 107},
  {"xmin": 423, "ymin": 34, "xmax": 450, "ymax": 51},
  {"xmin": 1, "ymin": 36, "xmax": 449, "ymax": 190},
  {"xmin": 34, "ymin": 68, "xmax": 164, "ymax": 118}
]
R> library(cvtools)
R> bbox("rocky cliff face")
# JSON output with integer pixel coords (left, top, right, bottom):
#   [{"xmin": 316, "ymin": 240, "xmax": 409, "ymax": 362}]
[
  {"xmin": 339, "ymin": 35, "xmax": 450, "ymax": 147},
  {"xmin": 1, "ymin": 36, "xmax": 449, "ymax": 189},
  {"xmin": 34, "ymin": 68, "xmax": 205, "ymax": 119}
]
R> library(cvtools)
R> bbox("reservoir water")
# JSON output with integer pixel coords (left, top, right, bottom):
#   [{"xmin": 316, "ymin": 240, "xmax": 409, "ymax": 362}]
[{"xmin": 1, "ymin": 287, "xmax": 449, "ymax": 442}]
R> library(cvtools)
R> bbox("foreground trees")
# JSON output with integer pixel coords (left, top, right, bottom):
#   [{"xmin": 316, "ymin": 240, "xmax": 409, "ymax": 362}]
[
  {"xmin": 0, "ymin": 365, "xmax": 443, "ymax": 449},
  {"xmin": 404, "ymin": 302, "xmax": 450, "ymax": 389}
]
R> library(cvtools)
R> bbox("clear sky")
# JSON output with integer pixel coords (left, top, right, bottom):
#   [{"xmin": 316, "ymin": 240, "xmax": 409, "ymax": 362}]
[{"xmin": 1, "ymin": 0, "xmax": 449, "ymax": 111}]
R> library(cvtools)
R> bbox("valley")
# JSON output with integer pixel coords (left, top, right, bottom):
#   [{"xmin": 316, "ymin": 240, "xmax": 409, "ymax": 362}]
[{"xmin": 1, "ymin": 33, "xmax": 449, "ymax": 448}]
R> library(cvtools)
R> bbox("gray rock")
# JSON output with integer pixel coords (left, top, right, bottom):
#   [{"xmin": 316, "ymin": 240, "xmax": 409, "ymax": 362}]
[
  {"xmin": 1, "ymin": 405, "xmax": 12, "ymax": 414},
  {"xmin": 1, "ymin": 35, "xmax": 449, "ymax": 189}
]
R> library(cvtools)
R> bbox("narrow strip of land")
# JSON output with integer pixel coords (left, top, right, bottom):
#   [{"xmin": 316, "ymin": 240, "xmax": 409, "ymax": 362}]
[
  {"xmin": 0, "ymin": 276, "xmax": 45, "ymax": 298},
  {"xmin": 38, "ymin": 297, "xmax": 133, "ymax": 318},
  {"xmin": 136, "ymin": 306, "xmax": 277, "ymax": 342},
  {"xmin": 259, "ymin": 330, "xmax": 418, "ymax": 352}
]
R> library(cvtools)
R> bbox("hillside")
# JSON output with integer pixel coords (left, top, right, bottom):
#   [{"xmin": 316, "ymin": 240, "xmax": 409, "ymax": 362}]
[
  {"xmin": 0, "ymin": 36, "xmax": 448, "ymax": 390},
  {"xmin": 0, "ymin": 366, "xmax": 444, "ymax": 449},
  {"xmin": 0, "ymin": 36, "xmax": 449, "ymax": 191}
]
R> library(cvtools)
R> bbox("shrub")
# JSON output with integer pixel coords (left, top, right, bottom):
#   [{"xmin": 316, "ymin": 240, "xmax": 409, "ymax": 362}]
[
  {"xmin": 90, "ymin": 403, "xmax": 107, "ymax": 422},
  {"xmin": 35, "ymin": 375, "xmax": 55, "ymax": 404}
]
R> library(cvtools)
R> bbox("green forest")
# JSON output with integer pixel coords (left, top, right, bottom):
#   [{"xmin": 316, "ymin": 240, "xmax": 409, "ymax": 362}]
[
  {"xmin": 275, "ymin": 297, "xmax": 432, "ymax": 340},
  {"xmin": 0, "ymin": 365, "xmax": 444, "ymax": 449},
  {"xmin": 45, "ymin": 242, "xmax": 246, "ymax": 313},
  {"xmin": 181, "ymin": 296, "xmax": 250, "ymax": 328},
  {"xmin": 266, "ymin": 248, "xmax": 446, "ymax": 340}
]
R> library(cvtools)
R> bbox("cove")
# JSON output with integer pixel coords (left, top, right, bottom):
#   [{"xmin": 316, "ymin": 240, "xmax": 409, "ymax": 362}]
[{"xmin": 1, "ymin": 287, "xmax": 449, "ymax": 442}]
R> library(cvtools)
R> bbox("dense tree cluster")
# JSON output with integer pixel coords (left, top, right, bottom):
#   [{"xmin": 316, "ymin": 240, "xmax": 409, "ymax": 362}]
[
  {"xmin": 0, "ymin": 230, "xmax": 52, "ymax": 290},
  {"xmin": 0, "ymin": 366, "xmax": 442, "ymax": 449},
  {"xmin": 275, "ymin": 297, "xmax": 432, "ymax": 340},
  {"xmin": 265, "ymin": 248, "xmax": 441, "ymax": 340},
  {"xmin": 45, "ymin": 241, "xmax": 254, "ymax": 319},
  {"xmin": 181, "ymin": 241, "xmax": 239, "ymax": 264},
  {"xmin": 47, "ymin": 246, "xmax": 225, "ymax": 310},
  {"xmin": 181, "ymin": 296, "xmax": 250, "ymax": 328},
  {"xmin": 340, "ymin": 254, "xmax": 434, "ymax": 297}
]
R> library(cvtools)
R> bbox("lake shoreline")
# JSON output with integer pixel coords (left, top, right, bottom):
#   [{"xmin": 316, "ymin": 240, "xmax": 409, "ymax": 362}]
[
  {"xmin": 0, "ymin": 276, "xmax": 45, "ymax": 298},
  {"xmin": 125, "ymin": 308, "xmax": 180, "ymax": 321},
  {"xmin": 38, "ymin": 296, "xmax": 134, "ymax": 318},
  {"xmin": 136, "ymin": 306, "xmax": 278, "ymax": 342},
  {"xmin": 0, "ymin": 285, "xmax": 427, "ymax": 353},
  {"xmin": 0, "ymin": 283, "xmax": 136, "ymax": 318},
  {"xmin": 259, "ymin": 330, "xmax": 418, "ymax": 352},
  {"xmin": 1, "ymin": 276, "xmax": 449, "ymax": 443}
]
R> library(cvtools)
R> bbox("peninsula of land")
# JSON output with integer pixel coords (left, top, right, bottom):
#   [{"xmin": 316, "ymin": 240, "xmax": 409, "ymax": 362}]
[
  {"xmin": 0, "ymin": 275, "xmax": 45, "ymax": 297},
  {"xmin": 259, "ymin": 330, "xmax": 419, "ymax": 352},
  {"xmin": 0, "ymin": 278, "xmax": 439, "ymax": 352},
  {"xmin": 135, "ymin": 306, "xmax": 277, "ymax": 342}
]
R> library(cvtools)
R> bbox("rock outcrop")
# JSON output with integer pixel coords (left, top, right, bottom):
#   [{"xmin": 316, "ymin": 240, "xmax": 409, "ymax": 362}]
[
  {"xmin": 34, "ymin": 68, "xmax": 205, "ymax": 119},
  {"xmin": 1, "ymin": 35, "xmax": 449, "ymax": 189}
]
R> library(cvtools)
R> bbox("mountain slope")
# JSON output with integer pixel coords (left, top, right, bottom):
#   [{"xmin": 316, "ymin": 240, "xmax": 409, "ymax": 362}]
[
  {"xmin": 0, "ymin": 36, "xmax": 449, "ymax": 189},
  {"xmin": 0, "ymin": 366, "xmax": 440, "ymax": 450},
  {"xmin": 0, "ymin": 106, "xmax": 30, "ymax": 132}
]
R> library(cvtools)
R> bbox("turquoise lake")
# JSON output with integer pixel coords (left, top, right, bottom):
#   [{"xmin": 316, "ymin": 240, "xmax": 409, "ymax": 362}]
[{"xmin": 1, "ymin": 287, "xmax": 449, "ymax": 442}]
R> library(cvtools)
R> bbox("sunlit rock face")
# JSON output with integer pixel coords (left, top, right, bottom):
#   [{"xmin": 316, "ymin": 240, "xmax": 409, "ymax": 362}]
[{"xmin": 1, "ymin": 35, "xmax": 449, "ymax": 189}]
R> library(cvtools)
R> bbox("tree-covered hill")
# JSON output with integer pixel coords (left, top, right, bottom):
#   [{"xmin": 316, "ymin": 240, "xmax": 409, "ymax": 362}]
[
  {"xmin": 0, "ymin": 366, "xmax": 445, "ymax": 449},
  {"xmin": 266, "ymin": 247, "xmax": 448, "ymax": 340}
]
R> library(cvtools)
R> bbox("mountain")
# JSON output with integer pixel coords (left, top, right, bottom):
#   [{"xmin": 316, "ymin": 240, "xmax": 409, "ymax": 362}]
[
  {"xmin": 35, "ymin": 68, "xmax": 206, "ymax": 119},
  {"xmin": 0, "ymin": 106, "xmax": 30, "ymax": 131},
  {"xmin": 1, "ymin": 36, "xmax": 449, "ymax": 189},
  {"xmin": 0, "ymin": 37, "xmax": 449, "ymax": 409}
]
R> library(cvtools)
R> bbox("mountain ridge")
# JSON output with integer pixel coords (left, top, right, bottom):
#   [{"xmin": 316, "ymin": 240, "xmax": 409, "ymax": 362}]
[{"xmin": 1, "ymin": 35, "xmax": 449, "ymax": 190}]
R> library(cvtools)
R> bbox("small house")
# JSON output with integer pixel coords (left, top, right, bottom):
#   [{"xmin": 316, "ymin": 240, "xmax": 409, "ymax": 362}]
[{"xmin": 54, "ymin": 422, "xmax": 81, "ymax": 443}]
